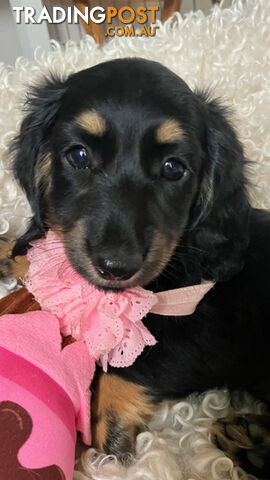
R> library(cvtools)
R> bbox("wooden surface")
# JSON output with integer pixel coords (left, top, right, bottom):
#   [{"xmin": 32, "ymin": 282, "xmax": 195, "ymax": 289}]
[
  {"xmin": 73, "ymin": 0, "xmax": 183, "ymax": 45},
  {"xmin": 74, "ymin": 0, "xmax": 104, "ymax": 44},
  {"xmin": 161, "ymin": 0, "xmax": 182, "ymax": 21},
  {"xmin": 0, "ymin": 287, "xmax": 40, "ymax": 316}
]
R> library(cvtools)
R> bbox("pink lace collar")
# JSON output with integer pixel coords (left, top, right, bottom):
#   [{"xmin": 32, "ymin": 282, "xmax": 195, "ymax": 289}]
[{"xmin": 25, "ymin": 231, "xmax": 214, "ymax": 371}]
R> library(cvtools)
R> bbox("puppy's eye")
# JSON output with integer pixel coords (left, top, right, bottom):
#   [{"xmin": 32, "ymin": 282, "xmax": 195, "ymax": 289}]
[
  {"xmin": 161, "ymin": 158, "xmax": 187, "ymax": 181},
  {"xmin": 66, "ymin": 147, "xmax": 89, "ymax": 169}
]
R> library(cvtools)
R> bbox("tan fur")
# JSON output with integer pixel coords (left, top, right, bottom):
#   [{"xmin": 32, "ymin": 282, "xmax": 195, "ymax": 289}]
[
  {"xmin": 91, "ymin": 373, "xmax": 156, "ymax": 451},
  {"xmin": 0, "ymin": 241, "xmax": 29, "ymax": 282},
  {"xmin": 35, "ymin": 155, "xmax": 52, "ymax": 190},
  {"xmin": 199, "ymin": 174, "xmax": 213, "ymax": 206},
  {"xmin": 92, "ymin": 412, "xmax": 107, "ymax": 451},
  {"xmin": 76, "ymin": 110, "xmax": 106, "ymax": 136},
  {"xmin": 156, "ymin": 119, "xmax": 184, "ymax": 143},
  {"xmin": 141, "ymin": 231, "xmax": 178, "ymax": 284}
]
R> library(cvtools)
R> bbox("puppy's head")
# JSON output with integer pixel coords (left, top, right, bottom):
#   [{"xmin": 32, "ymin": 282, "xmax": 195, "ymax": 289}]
[{"xmin": 12, "ymin": 59, "xmax": 250, "ymax": 290}]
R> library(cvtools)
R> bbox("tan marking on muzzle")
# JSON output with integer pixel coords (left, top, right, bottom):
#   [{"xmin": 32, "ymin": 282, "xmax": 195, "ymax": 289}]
[
  {"xmin": 135, "ymin": 231, "xmax": 179, "ymax": 285},
  {"xmin": 63, "ymin": 220, "xmax": 104, "ymax": 282}
]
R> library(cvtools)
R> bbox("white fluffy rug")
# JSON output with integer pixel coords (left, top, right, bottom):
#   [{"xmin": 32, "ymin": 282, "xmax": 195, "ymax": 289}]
[{"xmin": 0, "ymin": 0, "xmax": 269, "ymax": 478}]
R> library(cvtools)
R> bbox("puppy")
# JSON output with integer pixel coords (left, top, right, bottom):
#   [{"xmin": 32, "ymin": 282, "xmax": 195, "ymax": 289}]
[{"xmin": 2, "ymin": 58, "xmax": 270, "ymax": 476}]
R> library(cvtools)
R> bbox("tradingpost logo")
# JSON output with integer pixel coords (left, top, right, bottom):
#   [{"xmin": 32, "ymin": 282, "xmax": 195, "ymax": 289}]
[{"xmin": 13, "ymin": 5, "xmax": 160, "ymax": 38}]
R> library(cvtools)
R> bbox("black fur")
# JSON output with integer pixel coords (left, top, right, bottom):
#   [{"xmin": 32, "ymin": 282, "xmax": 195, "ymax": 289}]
[
  {"xmin": 10, "ymin": 58, "xmax": 270, "ymax": 477},
  {"xmin": 11, "ymin": 78, "xmax": 66, "ymax": 255}
]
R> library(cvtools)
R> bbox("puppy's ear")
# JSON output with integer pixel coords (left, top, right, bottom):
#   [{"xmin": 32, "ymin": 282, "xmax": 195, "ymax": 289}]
[
  {"xmin": 11, "ymin": 77, "xmax": 66, "ymax": 256},
  {"xmin": 188, "ymin": 94, "xmax": 250, "ymax": 281}
]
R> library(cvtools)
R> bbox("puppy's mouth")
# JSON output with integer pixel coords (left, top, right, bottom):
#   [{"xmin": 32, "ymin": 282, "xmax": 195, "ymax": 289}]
[{"xmin": 63, "ymin": 226, "xmax": 178, "ymax": 291}]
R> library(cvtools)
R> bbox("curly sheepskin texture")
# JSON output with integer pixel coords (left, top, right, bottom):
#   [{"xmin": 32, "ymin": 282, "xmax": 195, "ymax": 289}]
[
  {"xmin": 0, "ymin": 0, "xmax": 269, "ymax": 478},
  {"xmin": 75, "ymin": 390, "xmax": 267, "ymax": 480}
]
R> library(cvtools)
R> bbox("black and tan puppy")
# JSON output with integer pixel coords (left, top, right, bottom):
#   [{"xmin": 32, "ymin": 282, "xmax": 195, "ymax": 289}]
[{"xmin": 2, "ymin": 58, "xmax": 270, "ymax": 477}]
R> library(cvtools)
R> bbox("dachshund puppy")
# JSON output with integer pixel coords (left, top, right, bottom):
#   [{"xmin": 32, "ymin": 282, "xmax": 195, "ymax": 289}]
[{"xmin": 2, "ymin": 58, "xmax": 270, "ymax": 477}]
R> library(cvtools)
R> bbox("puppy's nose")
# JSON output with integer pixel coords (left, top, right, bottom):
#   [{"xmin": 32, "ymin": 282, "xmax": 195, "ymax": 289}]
[{"xmin": 95, "ymin": 256, "xmax": 142, "ymax": 281}]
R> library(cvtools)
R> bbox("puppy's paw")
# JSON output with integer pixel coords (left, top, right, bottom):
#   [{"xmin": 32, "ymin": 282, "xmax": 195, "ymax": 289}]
[
  {"xmin": 94, "ymin": 411, "xmax": 139, "ymax": 464},
  {"xmin": 212, "ymin": 414, "xmax": 270, "ymax": 478},
  {"xmin": 0, "ymin": 239, "xmax": 13, "ymax": 279},
  {"xmin": 91, "ymin": 373, "xmax": 156, "ymax": 463},
  {"xmin": 0, "ymin": 239, "xmax": 29, "ymax": 282},
  {"xmin": 0, "ymin": 257, "xmax": 13, "ymax": 280}
]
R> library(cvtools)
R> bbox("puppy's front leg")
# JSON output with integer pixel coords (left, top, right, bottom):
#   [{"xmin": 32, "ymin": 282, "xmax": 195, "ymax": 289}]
[
  {"xmin": 0, "ymin": 240, "xmax": 29, "ymax": 282},
  {"xmin": 91, "ymin": 372, "xmax": 157, "ymax": 462}
]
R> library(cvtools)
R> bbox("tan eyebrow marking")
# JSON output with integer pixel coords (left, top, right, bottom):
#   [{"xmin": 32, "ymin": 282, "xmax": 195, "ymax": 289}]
[
  {"xmin": 76, "ymin": 110, "xmax": 106, "ymax": 136},
  {"xmin": 156, "ymin": 119, "xmax": 184, "ymax": 143}
]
